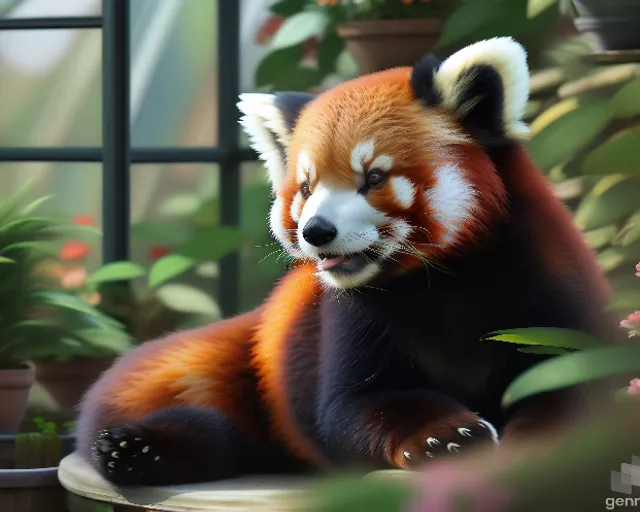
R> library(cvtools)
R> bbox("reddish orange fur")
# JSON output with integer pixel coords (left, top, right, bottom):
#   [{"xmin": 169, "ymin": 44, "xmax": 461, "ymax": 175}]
[
  {"xmin": 99, "ymin": 309, "xmax": 263, "ymax": 437},
  {"xmin": 251, "ymin": 263, "xmax": 327, "ymax": 466}
]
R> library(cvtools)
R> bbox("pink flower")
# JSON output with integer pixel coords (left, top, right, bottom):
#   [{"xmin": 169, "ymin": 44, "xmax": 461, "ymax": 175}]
[
  {"xmin": 407, "ymin": 461, "xmax": 511, "ymax": 512},
  {"xmin": 635, "ymin": 262, "xmax": 640, "ymax": 277},
  {"xmin": 628, "ymin": 378, "xmax": 640, "ymax": 398},
  {"xmin": 620, "ymin": 311, "xmax": 640, "ymax": 329}
]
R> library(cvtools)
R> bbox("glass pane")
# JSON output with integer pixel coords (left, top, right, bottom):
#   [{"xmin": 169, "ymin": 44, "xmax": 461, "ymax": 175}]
[
  {"xmin": 0, "ymin": 0, "xmax": 100, "ymax": 18},
  {"xmin": 0, "ymin": 162, "xmax": 102, "ymax": 269},
  {"xmin": 129, "ymin": 163, "xmax": 222, "ymax": 339},
  {"xmin": 239, "ymin": 161, "xmax": 287, "ymax": 312},
  {"xmin": 0, "ymin": 28, "xmax": 102, "ymax": 146},
  {"xmin": 130, "ymin": 0, "xmax": 217, "ymax": 147}
]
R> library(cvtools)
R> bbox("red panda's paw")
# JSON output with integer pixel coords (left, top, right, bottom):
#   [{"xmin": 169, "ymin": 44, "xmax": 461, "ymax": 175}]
[
  {"xmin": 95, "ymin": 424, "xmax": 165, "ymax": 485},
  {"xmin": 394, "ymin": 412, "xmax": 499, "ymax": 470}
]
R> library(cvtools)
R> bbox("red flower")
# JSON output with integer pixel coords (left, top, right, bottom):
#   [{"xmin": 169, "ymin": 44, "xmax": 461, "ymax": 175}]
[
  {"xmin": 72, "ymin": 215, "xmax": 94, "ymax": 226},
  {"xmin": 255, "ymin": 15, "xmax": 284, "ymax": 45},
  {"xmin": 60, "ymin": 241, "xmax": 91, "ymax": 261},
  {"xmin": 149, "ymin": 246, "xmax": 171, "ymax": 260}
]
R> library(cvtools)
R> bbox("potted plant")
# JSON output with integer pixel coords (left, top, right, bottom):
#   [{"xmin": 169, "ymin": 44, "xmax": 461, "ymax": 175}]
[
  {"xmin": 0, "ymin": 183, "xmax": 132, "ymax": 431},
  {"xmin": 328, "ymin": 0, "xmax": 460, "ymax": 74},
  {"xmin": 0, "ymin": 417, "xmax": 75, "ymax": 512}
]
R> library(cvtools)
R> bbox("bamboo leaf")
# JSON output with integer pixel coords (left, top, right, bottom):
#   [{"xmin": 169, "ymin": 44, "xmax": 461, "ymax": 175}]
[
  {"xmin": 582, "ymin": 127, "xmax": 640, "ymax": 176},
  {"xmin": 87, "ymin": 261, "xmax": 146, "ymax": 285},
  {"xmin": 527, "ymin": 0, "xmax": 559, "ymax": 18},
  {"xmin": 156, "ymin": 284, "xmax": 222, "ymax": 317},
  {"xmin": 270, "ymin": 10, "xmax": 329, "ymax": 50},
  {"xmin": 574, "ymin": 175, "xmax": 640, "ymax": 231}
]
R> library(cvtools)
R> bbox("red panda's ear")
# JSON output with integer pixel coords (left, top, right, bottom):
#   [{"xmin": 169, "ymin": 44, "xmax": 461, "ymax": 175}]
[
  {"xmin": 237, "ymin": 92, "xmax": 315, "ymax": 193},
  {"xmin": 411, "ymin": 37, "xmax": 530, "ymax": 145}
]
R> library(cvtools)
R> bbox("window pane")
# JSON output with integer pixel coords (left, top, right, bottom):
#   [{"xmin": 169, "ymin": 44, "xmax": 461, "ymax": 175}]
[
  {"xmin": 130, "ymin": 0, "xmax": 217, "ymax": 147},
  {"xmin": 0, "ymin": 162, "xmax": 102, "ymax": 269},
  {"xmin": 130, "ymin": 163, "xmax": 222, "ymax": 338},
  {"xmin": 0, "ymin": 0, "xmax": 100, "ymax": 18},
  {"xmin": 0, "ymin": 28, "xmax": 102, "ymax": 146},
  {"xmin": 239, "ymin": 161, "xmax": 287, "ymax": 312}
]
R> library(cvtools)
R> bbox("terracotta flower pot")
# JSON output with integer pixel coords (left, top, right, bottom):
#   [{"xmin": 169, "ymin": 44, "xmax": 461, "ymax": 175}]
[
  {"xmin": 572, "ymin": 0, "xmax": 640, "ymax": 51},
  {"xmin": 32, "ymin": 358, "xmax": 114, "ymax": 416},
  {"xmin": 337, "ymin": 19, "xmax": 444, "ymax": 75},
  {"xmin": 0, "ymin": 366, "xmax": 35, "ymax": 435}
]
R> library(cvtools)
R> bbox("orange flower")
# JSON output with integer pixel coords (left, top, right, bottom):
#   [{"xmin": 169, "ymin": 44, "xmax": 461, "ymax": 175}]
[
  {"xmin": 255, "ymin": 15, "xmax": 284, "ymax": 45},
  {"xmin": 72, "ymin": 215, "xmax": 94, "ymax": 226},
  {"xmin": 80, "ymin": 291, "xmax": 101, "ymax": 306},
  {"xmin": 60, "ymin": 241, "xmax": 91, "ymax": 261}
]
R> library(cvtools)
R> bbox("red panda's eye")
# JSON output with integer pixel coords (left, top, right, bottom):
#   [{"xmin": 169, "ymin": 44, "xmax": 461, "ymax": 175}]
[
  {"xmin": 300, "ymin": 182, "xmax": 311, "ymax": 199},
  {"xmin": 366, "ymin": 170, "xmax": 386, "ymax": 188}
]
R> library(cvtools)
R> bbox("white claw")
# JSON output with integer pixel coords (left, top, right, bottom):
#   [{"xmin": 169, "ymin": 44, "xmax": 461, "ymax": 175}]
[
  {"xmin": 141, "ymin": 446, "xmax": 150, "ymax": 454},
  {"xmin": 447, "ymin": 442, "xmax": 461, "ymax": 453},
  {"xmin": 111, "ymin": 451, "xmax": 119, "ymax": 458},
  {"xmin": 119, "ymin": 441, "xmax": 128, "ymax": 448},
  {"xmin": 458, "ymin": 427, "xmax": 472, "ymax": 437},
  {"xmin": 426, "ymin": 437, "xmax": 440, "ymax": 447},
  {"xmin": 403, "ymin": 451, "xmax": 411, "ymax": 459},
  {"xmin": 425, "ymin": 451, "xmax": 434, "ymax": 458},
  {"xmin": 107, "ymin": 462, "xmax": 115, "ymax": 468},
  {"xmin": 154, "ymin": 456, "xmax": 160, "ymax": 461},
  {"xmin": 478, "ymin": 419, "xmax": 500, "ymax": 445}
]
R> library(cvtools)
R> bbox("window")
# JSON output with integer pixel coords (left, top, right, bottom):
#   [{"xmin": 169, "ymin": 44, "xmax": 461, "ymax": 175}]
[{"xmin": 0, "ymin": 0, "xmax": 266, "ymax": 318}]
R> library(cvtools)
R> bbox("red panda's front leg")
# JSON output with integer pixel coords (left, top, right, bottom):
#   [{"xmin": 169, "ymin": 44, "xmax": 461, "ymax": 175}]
[{"xmin": 319, "ymin": 391, "xmax": 499, "ymax": 470}]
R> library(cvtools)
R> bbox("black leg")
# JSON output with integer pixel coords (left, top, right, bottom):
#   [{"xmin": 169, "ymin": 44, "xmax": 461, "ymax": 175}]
[{"xmin": 93, "ymin": 406, "xmax": 263, "ymax": 485}]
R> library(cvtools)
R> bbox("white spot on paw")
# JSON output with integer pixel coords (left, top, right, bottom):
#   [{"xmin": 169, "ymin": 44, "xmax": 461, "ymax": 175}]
[
  {"xmin": 458, "ymin": 427, "xmax": 472, "ymax": 437},
  {"xmin": 447, "ymin": 442, "xmax": 461, "ymax": 453},
  {"xmin": 426, "ymin": 437, "xmax": 440, "ymax": 448},
  {"xmin": 478, "ymin": 419, "xmax": 500, "ymax": 444}
]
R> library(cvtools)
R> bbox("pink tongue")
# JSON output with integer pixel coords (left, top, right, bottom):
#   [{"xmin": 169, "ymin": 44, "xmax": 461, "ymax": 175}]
[{"xmin": 320, "ymin": 255, "xmax": 345, "ymax": 270}]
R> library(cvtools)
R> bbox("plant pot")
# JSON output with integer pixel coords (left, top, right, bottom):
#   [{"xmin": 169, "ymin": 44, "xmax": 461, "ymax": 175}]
[
  {"xmin": 0, "ymin": 434, "xmax": 74, "ymax": 512},
  {"xmin": 572, "ymin": 0, "xmax": 640, "ymax": 51},
  {"xmin": 337, "ymin": 19, "xmax": 444, "ymax": 75},
  {"xmin": 32, "ymin": 357, "xmax": 114, "ymax": 415},
  {"xmin": 0, "ymin": 366, "xmax": 35, "ymax": 435}
]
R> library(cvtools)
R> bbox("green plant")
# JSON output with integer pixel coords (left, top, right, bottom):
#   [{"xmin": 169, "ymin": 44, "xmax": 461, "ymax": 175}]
[{"xmin": 0, "ymin": 183, "xmax": 133, "ymax": 368}]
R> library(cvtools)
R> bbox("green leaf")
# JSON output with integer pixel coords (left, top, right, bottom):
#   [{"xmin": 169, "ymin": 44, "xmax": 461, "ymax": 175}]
[
  {"xmin": 502, "ymin": 345, "xmax": 640, "ymax": 407},
  {"xmin": 178, "ymin": 227, "xmax": 246, "ymax": 262},
  {"xmin": 148, "ymin": 254, "xmax": 196, "ymax": 289},
  {"xmin": 527, "ymin": 0, "xmax": 559, "ymax": 18},
  {"xmin": 583, "ymin": 225, "xmax": 617, "ymax": 250},
  {"xmin": 582, "ymin": 127, "xmax": 640, "ymax": 176},
  {"xmin": 255, "ymin": 45, "xmax": 305, "ymax": 88},
  {"xmin": 527, "ymin": 102, "xmax": 611, "ymax": 169},
  {"xmin": 273, "ymin": 66, "xmax": 326, "ymax": 91},
  {"xmin": 131, "ymin": 222, "xmax": 190, "ymax": 245},
  {"xmin": 156, "ymin": 284, "xmax": 222, "ymax": 317},
  {"xmin": 34, "ymin": 291, "xmax": 102, "ymax": 317},
  {"xmin": 482, "ymin": 327, "xmax": 603, "ymax": 350},
  {"xmin": 270, "ymin": 10, "xmax": 330, "ymax": 50},
  {"xmin": 87, "ymin": 261, "xmax": 146, "ymax": 285},
  {"xmin": 0, "ymin": 256, "xmax": 15, "ymax": 264},
  {"xmin": 317, "ymin": 32, "xmax": 344, "ymax": 75},
  {"xmin": 435, "ymin": 0, "xmax": 503, "ymax": 49},
  {"xmin": 574, "ymin": 175, "xmax": 640, "ymax": 231},
  {"xmin": 610, "ymin": 77, "xmax": 640, "ymax": 119},
  {"xmin": 270, "ymin": 0, "xmax": 306, "ymax": 16},
  {"xmin": 19, "ymin": 195, "xmax": 53, "ymax": 216},
  {"xmin": 74, "ymin": 328, "xmax": 133, "ymax": 354},
  {"xmin": 605, "ymin": 290, "xmax": 640, "ymax": 312},
  {"xmin": 159, "ymin": 194, "xmax": 202, "ymax": 217}
]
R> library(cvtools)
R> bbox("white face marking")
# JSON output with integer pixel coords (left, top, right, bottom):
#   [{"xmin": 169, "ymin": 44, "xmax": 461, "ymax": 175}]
[
  {"xmin": 290, "ymin": 192, "xmax": 303, "ymax": 223},
  {"xmin": 424, "ymin": 163, "xmax": 477, "ymax": 245},
  {"xmin": 350, "ymin": 139, "xmax": 375, "ymax": 173},
  {"xmin": 370, "ymin": 154, "xmax": 394, "ymax": 172},
  {"xmin": 296, "ymin": 150, "xmax": 316, "ymax": 184},
  {"xmin": 389, "ymin": 176, "xmax": 415, "ymax": 209}
]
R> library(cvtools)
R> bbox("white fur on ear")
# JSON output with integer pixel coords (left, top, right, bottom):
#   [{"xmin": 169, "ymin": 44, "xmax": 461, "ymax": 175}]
[
  {"xmin": 434, "ymin": 37, "xmax": 530, "ymax": 140},
  {"xmin": 237, "ymin": 93, "xmax": 291, "ymax": 191}
]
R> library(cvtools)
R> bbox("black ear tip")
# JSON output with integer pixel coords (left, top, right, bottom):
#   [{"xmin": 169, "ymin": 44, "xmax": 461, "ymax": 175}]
[{"xmin": 410, "ymin": 53, "xmax": 443, "ymax": 107}]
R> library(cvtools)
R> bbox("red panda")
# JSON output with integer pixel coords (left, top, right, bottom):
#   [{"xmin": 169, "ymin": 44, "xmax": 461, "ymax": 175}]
[{"xmin": 76, "ymin": 37, "xmax": 615, "ymax": 486}]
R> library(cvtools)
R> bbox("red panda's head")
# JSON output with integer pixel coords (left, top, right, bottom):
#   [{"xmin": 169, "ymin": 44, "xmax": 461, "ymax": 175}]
[{"xmin": 239, "ymin": 38, "xmax": 530, "ymax": 289}]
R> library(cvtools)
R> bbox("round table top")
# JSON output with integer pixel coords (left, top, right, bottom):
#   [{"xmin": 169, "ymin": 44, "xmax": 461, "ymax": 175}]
[{"xmin": 58, "ymin": 452, "xmax": 407, "ymax": 511}]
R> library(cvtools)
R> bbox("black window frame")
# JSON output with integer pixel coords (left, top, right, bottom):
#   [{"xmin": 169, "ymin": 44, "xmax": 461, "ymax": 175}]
[{"xmin": 0, "ymin": 0, "xmax": 258, "ymax": 318}]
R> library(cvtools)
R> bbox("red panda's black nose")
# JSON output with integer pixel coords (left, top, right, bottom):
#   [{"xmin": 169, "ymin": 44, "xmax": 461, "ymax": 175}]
[{"xmin": 302, "ymin": 216, "xmax": 337, "ymax": 247}]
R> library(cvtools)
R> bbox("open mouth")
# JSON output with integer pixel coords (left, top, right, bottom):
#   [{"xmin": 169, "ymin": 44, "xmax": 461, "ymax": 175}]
[{"xmin": 318, "ymin": 249, "xmax": 378, "ymax": 274}]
